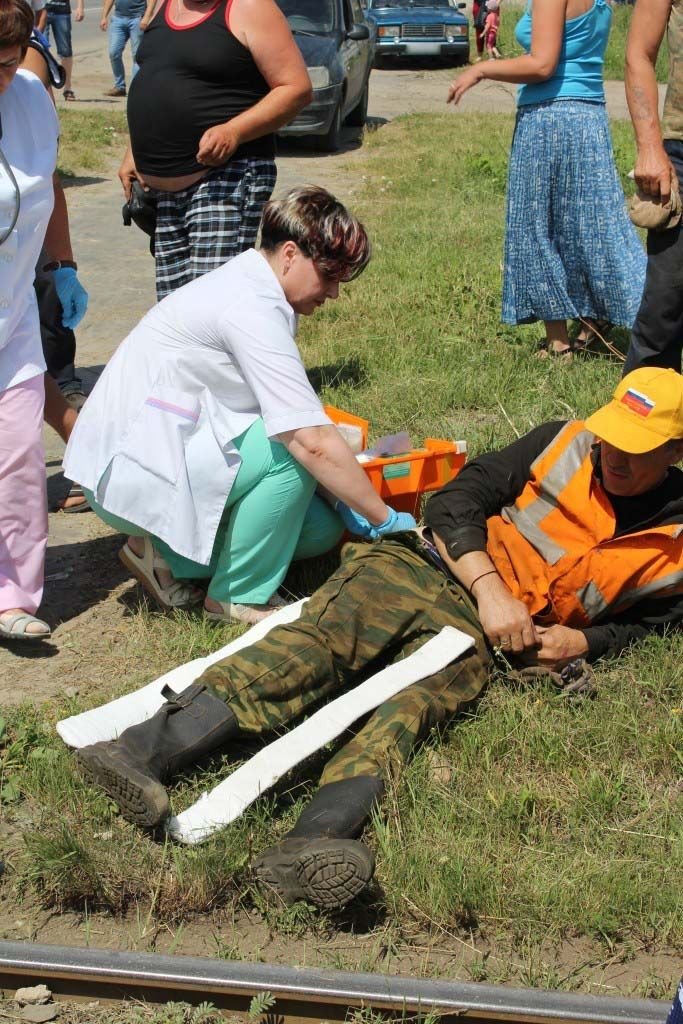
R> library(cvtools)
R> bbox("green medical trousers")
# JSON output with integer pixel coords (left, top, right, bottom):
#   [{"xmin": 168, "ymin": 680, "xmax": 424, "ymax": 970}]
[
  {"xmin": 85, "ymin": 418, "xmax": 344, "ymax": 604},
  {"xmin": 199, "ymin": 536, "xmax": 491, "ymax": 785}
]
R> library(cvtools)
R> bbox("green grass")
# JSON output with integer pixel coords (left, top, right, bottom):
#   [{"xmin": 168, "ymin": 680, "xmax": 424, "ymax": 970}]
[
  {"xmin": 2, "ymin": 111, "xmax": 682, "ymax": 992},
  {"xmin": 56, "ymin": 109, "xmax": 128, "ymax": 177},
  {"xmin": 297, "ymin": 112, "xmax": 639, "ymax": 449},
  {"xmin": 498, "ymin": 4, "xmax": 669, "ymax": 83},
  {"xmin": 604, "ymin": 6, "xmax": 669, "ymax": 83}
]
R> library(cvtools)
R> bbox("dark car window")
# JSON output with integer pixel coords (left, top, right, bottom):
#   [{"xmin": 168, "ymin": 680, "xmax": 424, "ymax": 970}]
[{"xmin": 275, "ymin": 0, "xmax": 338, "ymax": 33}]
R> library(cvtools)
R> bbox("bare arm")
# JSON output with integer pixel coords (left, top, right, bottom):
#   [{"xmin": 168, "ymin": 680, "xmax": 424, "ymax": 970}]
[
  {"xmin": 43, "ymin": 172, "xmax": 75, "ymax": 263},
  {"xmin": 35, "ymin": 6, "xmax": 47, "ymax": 31},
  {"xmin": 448, "ymin": 0, "xmax": 567, "ymax": 104},
  {"xmin": 117, "ymin": 0, "xmax": 162, "ymax": 190},
  {"xmin": 101, "ymin": 0, "xmax": 115, "ymax": 30},
  {"xmin": 118, "ymin": 139, "xmax": 148, "ymax": 198},
  {"xmin": 44, "ymin": 373, "xmax": 78, "ymax": 443},
  {"xmin": 195, "ymin": 0, "xmax": 312, "ymax": 166},
  {"xmin": 139, "ymin": 0, "xmax": 159, "ymax": 29},
  {"xmin": 278, "ymin": 424, "xmax": 392, "ymax": 525},
  {"xmin": 625, "ymin": 0, "xmax": 673, "ymax": 198},
  {"xmin": 433, "ymin": 535, "xmax": 540, "ymax": 652}
]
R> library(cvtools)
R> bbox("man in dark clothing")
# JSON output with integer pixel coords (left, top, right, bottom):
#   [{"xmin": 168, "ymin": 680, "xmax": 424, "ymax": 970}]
[
  {"xmin": 624, "ymin": 0, "xmax": 683, "ymax": 372},
  {"xmin": 76, "ymin": 368, "xmax": 683, "ymax": 910}
]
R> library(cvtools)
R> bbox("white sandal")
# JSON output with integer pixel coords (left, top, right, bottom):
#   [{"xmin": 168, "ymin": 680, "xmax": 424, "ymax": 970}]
[
  {"xmin": 204, "ymin": 592, "xmax": 288, "ymax": 626},
  {"xmin": 0, "ymin": 611, "xmax": 51, "ymax": 642},
  {"xmin": 119, "ymin": 539, "xmax": 203, "ymax": 610}
]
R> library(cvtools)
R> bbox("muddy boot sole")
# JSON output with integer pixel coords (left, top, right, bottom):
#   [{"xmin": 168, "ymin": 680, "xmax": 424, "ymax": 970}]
[
  {"xmin": 76, "ymin": 744, "xmax": 170, "ymax": 829},
  {"xmin": 253, "ymin": 837, "xmax": 375, "ymax": 911}
]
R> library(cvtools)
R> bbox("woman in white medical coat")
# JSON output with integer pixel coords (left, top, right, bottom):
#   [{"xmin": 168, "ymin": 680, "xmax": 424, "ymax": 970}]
[
  {"xmin": 64, "ymin": 187, "xmax": 415, "ymax": 625},
  {"xmin": 0, "ymin": 0, "xmax": 87, "ymax": 643}
]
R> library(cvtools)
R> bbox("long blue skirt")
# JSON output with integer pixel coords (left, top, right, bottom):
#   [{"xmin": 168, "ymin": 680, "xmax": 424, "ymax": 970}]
[{"xmin": 502, "ymin": 100, "xmax": 646, "ymax": 326}]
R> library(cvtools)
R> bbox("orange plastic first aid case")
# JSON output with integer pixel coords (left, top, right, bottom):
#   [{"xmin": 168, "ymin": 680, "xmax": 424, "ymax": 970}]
[{"xmin": 324, "ymin": 405, "xmax": 467, "ymax": 515}]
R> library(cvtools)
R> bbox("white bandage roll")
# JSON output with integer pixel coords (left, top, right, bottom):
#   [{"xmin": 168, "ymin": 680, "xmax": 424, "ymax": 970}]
[
  {"xmin": 167, "ymin": 625, "xmax": 474, "ymax": 844},
  {"xmin": 57, "ymin": 599, "xmax": 309, "ymax": 748}
]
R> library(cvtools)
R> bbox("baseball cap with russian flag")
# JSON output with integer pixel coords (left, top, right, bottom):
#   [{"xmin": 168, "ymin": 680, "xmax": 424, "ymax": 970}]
[{"xmin": 584, "ymin": 368, "xmax": 683, "ymax": 454}]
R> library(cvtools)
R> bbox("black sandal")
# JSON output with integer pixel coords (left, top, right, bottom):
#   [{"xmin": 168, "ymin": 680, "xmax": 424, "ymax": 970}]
[
  {"xmin": 574, "ymin": 318, "xmax": 613, "ymax": 353},
  {"xmin": 536, "ymin": 337, "xmax": 576, "ymax": 359}
]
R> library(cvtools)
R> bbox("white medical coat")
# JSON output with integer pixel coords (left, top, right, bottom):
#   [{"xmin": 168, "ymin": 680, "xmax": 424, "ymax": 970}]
[
  {"xmin": 63, "ymin": 249, "xmax": 331, "ymax": 564},
  {"xmin": 0, "ymin": 70, "xmax": 58, "ymax": 393}
]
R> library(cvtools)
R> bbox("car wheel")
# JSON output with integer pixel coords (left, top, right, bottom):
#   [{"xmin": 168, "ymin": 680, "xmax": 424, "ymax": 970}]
[
  {"xmin": 346, "ymin": 79, "xmax": 369, "ymax": 127},
  {"xmin": 315, "ymin": 101, "xmax": 343, "ymax": 152}
]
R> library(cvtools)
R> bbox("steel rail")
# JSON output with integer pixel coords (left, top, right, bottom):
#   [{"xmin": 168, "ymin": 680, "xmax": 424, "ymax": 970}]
[{"xmin": 0, "ymin": 941, "xmax": 670, "ymax": 1024}]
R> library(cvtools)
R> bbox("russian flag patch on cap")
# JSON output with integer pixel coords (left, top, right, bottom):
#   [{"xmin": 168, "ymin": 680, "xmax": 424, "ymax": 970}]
[{"xmin": 621, "ymin": 388, "xmax": 655, "ymax": 417}]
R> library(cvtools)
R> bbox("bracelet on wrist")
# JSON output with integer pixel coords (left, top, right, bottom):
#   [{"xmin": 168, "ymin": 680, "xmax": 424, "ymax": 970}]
[
  {"xmin": 42, "ymin": 259, "xmax": 77, "ymax": 273},
  {"xmin": 469, "ymin": 569, "xmax": 498, "ymax": 593}
]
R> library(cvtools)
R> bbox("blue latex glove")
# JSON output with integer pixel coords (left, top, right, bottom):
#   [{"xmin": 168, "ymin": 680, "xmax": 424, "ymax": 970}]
[
  {"xmin": 54, "ymin": 266, "xmax": 89, "ymax": 330},
  {"xmin": 335, "ymin": 502, "xmax": 416, "ymax": 540}
]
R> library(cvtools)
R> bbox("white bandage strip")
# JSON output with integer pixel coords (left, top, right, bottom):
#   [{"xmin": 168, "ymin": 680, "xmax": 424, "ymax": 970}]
[
  {"xmin": 56, "ymin": 599, "xmax": 309, "ymax": 749},
  {"xmin": 166, "ymin": 625, "xmax": 474, "ymax": 845}
]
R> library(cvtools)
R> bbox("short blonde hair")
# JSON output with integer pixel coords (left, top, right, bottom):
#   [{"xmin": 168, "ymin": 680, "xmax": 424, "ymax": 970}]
[{"xmin": 260, "ymin": 185, "xmax": 371, "ymax": 282}]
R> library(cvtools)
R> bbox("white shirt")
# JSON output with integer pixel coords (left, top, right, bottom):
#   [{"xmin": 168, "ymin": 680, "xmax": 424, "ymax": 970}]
[
  {"xmin": 63, "ymin": 249, "xmax": 332, "ymax": 564},
  {"xmin": 0, "ymin": 70, "xmax": 58, "ymax": 393}
]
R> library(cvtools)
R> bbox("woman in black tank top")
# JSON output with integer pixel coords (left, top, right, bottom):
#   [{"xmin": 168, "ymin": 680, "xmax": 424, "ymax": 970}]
[{"xmin": 119, "ymin": 0, "xmax": 311, "ymax": 299}]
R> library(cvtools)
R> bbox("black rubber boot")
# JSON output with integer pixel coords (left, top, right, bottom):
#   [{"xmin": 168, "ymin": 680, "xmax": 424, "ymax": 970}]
[
  {"xmin": 253, "ymin": 776, "xmax": 384, "ymax": 910},
  {"xmin": 76, "ymin": 683, "xmax": 240, "ymax": 828}
]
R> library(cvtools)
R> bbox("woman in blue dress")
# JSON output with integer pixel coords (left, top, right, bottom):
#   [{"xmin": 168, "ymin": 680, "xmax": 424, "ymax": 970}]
[{"xmin": 448, "ymin": 0, "xmax": 646, "ymax": 356}]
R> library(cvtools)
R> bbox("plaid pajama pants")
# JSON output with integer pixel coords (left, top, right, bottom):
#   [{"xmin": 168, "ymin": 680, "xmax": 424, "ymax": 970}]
[{"xmin": 153, "ymin": 158, "xmax": 277, "ymax": 299}]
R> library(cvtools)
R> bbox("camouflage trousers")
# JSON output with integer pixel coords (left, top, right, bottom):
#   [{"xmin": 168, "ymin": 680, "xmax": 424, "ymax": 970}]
[{"xmin": 199, "ymin": 536, "xmax": 490, "ymax": 787}]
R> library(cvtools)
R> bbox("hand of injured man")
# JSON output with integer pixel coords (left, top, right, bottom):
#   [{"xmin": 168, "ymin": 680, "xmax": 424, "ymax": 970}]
[
  {"xmin": 532, "ymin": 624, "xmax": 589, "ymax": 668},
  {"xmin": 335, "ymin": 502, "xmax": 417, "ymax": 540},
  {"xmin": 474, "ymin": 577, "xmax": 539, "ymax": 654}
]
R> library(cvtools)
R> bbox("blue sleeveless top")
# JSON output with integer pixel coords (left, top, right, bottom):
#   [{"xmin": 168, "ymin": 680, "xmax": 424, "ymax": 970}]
[{"xmin": 514, "ymin": 0, "xmax": 611, "ymax": 106}]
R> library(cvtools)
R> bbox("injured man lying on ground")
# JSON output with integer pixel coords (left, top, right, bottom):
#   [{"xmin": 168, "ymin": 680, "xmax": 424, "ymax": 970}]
[{"xmin": 68, "ymin": 368, "xmax": 683, "ymax": 911}]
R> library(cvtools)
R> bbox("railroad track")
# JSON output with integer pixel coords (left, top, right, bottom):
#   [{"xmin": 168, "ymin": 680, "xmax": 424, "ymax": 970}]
[{"xmin": 0, "ymin": 941, "xmax": 670, "ymax": 1023}]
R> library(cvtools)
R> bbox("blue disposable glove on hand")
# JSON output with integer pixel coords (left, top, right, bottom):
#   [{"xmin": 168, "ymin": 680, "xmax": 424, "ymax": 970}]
[
  {"xmin": 373, "ymin": 508, "xmax": 417, "ymax": 537},
  {"xmin": 335, "ymin": 502, "xmax": 416, "ymax": 539},
  {"xmin": 54, "ymin": 266, "xmax": 89, "ymax": 330},
  {"xmin": 335, "ymin": 502, "xmax": 376, "ymax": 539}
]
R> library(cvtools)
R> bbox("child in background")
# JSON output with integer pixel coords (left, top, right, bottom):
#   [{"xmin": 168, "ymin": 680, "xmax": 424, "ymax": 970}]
[
  {"xmin": 472, "ymin": 0, "xmax": 486, "ymax": 61},
  {"xmin": 484, "ymin": 0, "xmax": 500, "ymax": 59}
]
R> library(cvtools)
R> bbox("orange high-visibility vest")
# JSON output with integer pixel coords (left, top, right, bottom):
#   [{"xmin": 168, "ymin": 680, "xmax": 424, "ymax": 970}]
[{"xmin": 485, "ymin": 421, "xmax": 683, "ymax": 627}]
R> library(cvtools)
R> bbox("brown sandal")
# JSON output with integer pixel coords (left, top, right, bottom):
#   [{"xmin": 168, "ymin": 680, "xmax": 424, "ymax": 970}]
[{"xmin": 536, "ymin": 338, "xmax": 575, "ymax": 360}]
